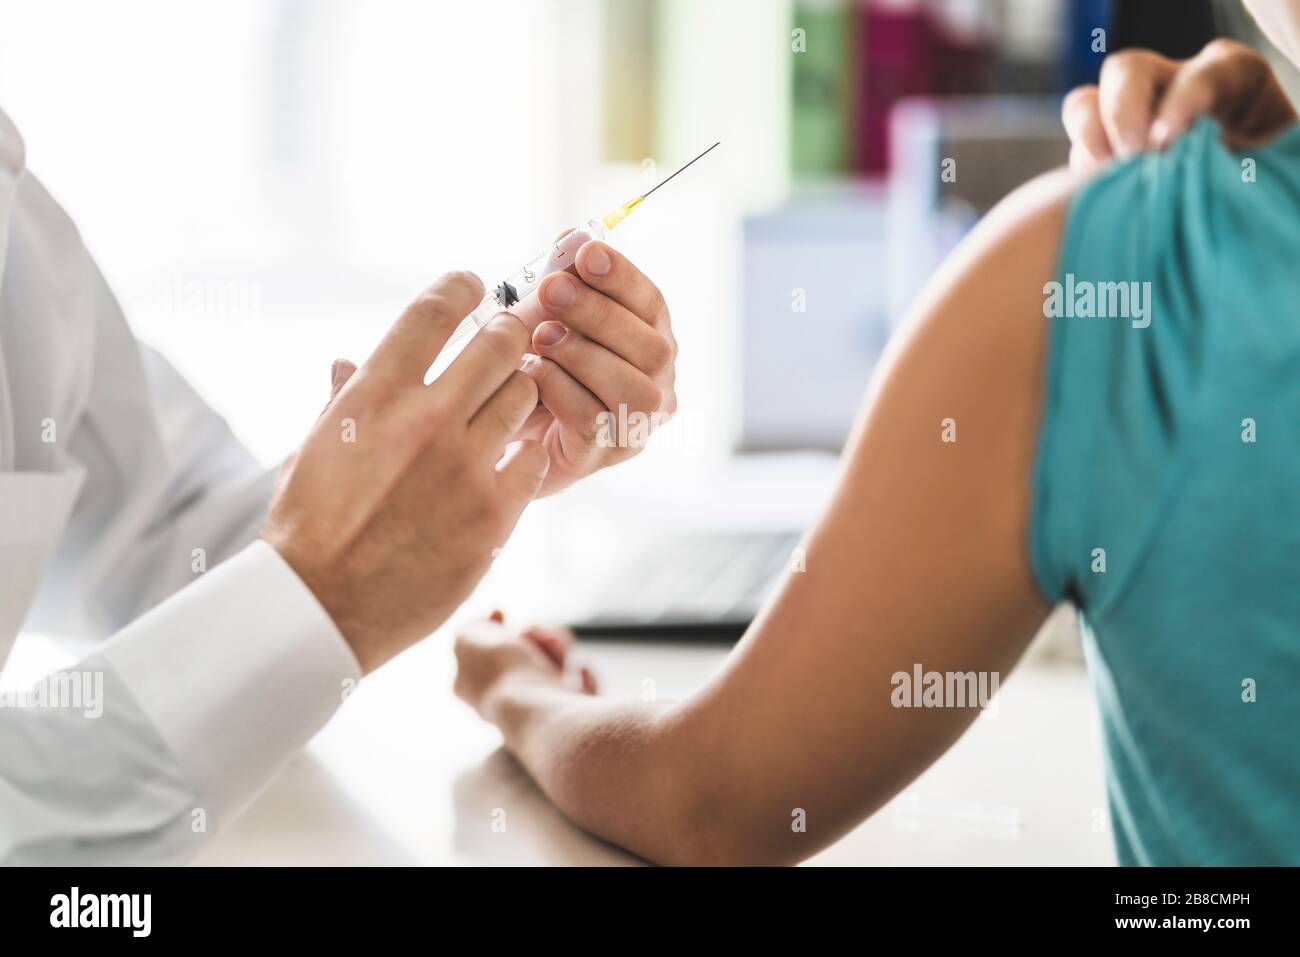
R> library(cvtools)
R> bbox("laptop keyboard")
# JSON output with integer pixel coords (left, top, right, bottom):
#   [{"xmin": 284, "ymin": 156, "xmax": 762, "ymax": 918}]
[{"xmin": 573, "ymin": 530, "xmax": 803, "ymax": 636}]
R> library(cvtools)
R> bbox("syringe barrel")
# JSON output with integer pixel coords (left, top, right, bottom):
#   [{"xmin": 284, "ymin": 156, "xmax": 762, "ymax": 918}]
[
  {"xmin": 446, "ymin": 296, "xmax": 506, "ymax": 348},
  {"xmin": 447, "ymin": 219, "xmax": 609, "ymax": 346}
]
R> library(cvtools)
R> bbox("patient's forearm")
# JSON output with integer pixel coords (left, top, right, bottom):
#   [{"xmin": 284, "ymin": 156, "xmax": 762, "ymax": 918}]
[
  {"xmin": 486, "ymin": 677, "xmax": 701, "ymax": 864},
  {"xmin": 465, "ymin": 169, "xmax": 1074, "ymax": 867}
]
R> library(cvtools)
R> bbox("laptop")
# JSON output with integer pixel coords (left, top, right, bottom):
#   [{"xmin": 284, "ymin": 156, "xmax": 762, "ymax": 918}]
[{"xmin": 571, "ymin": 529, "xmax": 804, "ymax": 642}]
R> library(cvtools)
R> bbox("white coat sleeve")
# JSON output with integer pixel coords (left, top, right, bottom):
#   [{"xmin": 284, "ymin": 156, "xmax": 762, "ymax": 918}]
[
  {"xmin": 0, "ymin": 542, "xmax": 361, "ymax": 864},
  {"xmin": 0, "ymin": 113, "xmax": 362, "ymax": 864}
]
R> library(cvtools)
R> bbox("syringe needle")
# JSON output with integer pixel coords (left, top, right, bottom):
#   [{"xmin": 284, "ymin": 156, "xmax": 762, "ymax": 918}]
[
  {"xmin": 446, "ymin": 142, "xmax": 722, "ymax": 356},
  {"xmin": 601, "ymin": 141, "xmax": 722, "ymax": 231},
  {"xmin": 643, "ymin": 141, "xmax": 722, "ymax": 199}
]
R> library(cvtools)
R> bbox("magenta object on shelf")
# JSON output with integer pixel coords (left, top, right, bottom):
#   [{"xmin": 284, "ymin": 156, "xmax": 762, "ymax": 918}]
[{"xmin": 855, "ymin": 1, "xmax": 993, "ymax": 176}]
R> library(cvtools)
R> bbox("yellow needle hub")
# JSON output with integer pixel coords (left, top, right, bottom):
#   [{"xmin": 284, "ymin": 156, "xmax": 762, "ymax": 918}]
[{"xmin": 602, "ymin": 195, "xmax": 645, "ymax": 231}]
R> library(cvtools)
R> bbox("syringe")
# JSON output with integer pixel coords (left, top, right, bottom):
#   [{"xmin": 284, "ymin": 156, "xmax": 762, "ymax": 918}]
[{"xmin": 442, "ymin": 142, "xmax": 721, "ymax": 351}]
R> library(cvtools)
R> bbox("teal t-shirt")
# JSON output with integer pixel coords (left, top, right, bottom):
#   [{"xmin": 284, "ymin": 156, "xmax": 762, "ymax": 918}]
[{"xmin": 1032, "ymin": 118, "xmax": 1300, "ymax": 865}]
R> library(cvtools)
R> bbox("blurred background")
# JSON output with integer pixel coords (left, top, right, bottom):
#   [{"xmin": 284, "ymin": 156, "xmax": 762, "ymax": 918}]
[
  {"xmin": 6, "ymin": 0, "xmax": 1287, "ymax": 468},
  {"xmin": 0, "ymin": 0, "xmax": 1290, "ymax": 863},
  {"xmin": 2, "ymin": 0, "xmax": 1287, "ymax": 667},
  {"xmin": 1, "ymin": 0, "xmax": 1286, "ymax": 466}
]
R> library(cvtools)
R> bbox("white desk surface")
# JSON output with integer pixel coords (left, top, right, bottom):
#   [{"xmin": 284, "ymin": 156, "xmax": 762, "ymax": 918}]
[{"xmin": 194, "ymin": 615, "xmax": 1117, "ymax": 867}]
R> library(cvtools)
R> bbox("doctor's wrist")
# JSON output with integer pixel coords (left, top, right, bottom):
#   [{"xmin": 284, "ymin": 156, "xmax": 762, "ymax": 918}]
[{"xmin": 262, "ymin": 533, "xmax": 465, "ymax": 677}]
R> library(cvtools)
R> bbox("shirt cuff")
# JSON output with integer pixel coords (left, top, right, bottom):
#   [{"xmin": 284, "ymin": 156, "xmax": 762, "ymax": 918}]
[{"xmin": 100, "ymin": 540, "xmax": 362, "ymax": 826}]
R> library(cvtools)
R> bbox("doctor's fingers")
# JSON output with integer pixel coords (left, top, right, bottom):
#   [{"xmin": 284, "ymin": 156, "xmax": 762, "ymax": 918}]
[
  {"xmin": 531, "ymin": 329, "xmax": 662, "ymax": 420},
  {"xmin": 435, "ymin": 312, "xmax": 534, "ymax": 418},
  {"xmin": 468, "ymin": 369, "xmax": 540, "ymax": 450},
  {"xmin": 521, "ymin": 357, "xmax": 604, "ymax": 444},
  {"xmin": 533, "ymin": 272, "xmax": 673, "ymax": 376},
  {"xmin": 361, "ymin": 271, "xmax": 485, "ymax": 393},
  {"xmin": 573, "ymin": 241, "xmax": 671, "ymax": 335}
]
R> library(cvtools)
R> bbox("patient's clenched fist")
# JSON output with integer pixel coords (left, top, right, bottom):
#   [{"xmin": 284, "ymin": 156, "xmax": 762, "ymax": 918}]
[
  {"xmin": 263, "ymin": 271, "xmax": 549, "ymax": 674},
  {"xmin": 453, "ymin": 613, "xmax": 596, "ymax": 722}
]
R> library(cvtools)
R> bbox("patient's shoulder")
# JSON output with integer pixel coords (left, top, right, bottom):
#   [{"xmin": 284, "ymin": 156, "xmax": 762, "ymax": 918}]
[
  {"xmin": 1063, "ymin": 118, "xmax": 1300, "ymax": 281},
  {"xmin": 1058, "ymin": 118, "xmax": 1300, "ymax": 356},
  {"xmin": 1029, "ymin": 119, "xmax": 1300, "ymax": 606}
]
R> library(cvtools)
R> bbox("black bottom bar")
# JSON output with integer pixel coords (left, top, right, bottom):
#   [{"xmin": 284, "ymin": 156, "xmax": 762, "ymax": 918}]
[{"xmin": 2, "ymin": 865, "xmax": 1289, "ymax": 943}]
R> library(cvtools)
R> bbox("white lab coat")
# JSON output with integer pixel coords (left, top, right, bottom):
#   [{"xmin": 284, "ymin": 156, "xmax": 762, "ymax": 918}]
[{"xmin": 0, "ymin": 106, "xmax": 360, "ymax": 864}]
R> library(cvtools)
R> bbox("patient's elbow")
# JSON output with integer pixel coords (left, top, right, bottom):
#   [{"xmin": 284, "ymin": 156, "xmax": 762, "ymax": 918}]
[
  {"xmin": 654, "ymin": 789, "xmax": 808, "ymax": 867},
  {"xmin": 633, "ymin": 708, "xmax": 809, "ymax": 866}
]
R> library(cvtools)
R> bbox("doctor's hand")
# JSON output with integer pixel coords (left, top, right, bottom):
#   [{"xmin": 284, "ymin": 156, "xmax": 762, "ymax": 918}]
[
  {"xmin": 263, "ymin": 271, "xmax": 549, "ymax": 675},
  {"xmin": 1063, "ymin": 39, "xmax": 1296, "ymax": 173},
  {"xmin": 507, "ymin": 241, "xmax": 676, "ymax": 497}
]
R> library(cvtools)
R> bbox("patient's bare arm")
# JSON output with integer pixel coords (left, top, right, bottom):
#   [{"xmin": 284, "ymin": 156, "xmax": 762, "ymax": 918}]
[{"xmin": 453, "ymin": 169, "xmax": 1079, "ymax": 865}]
